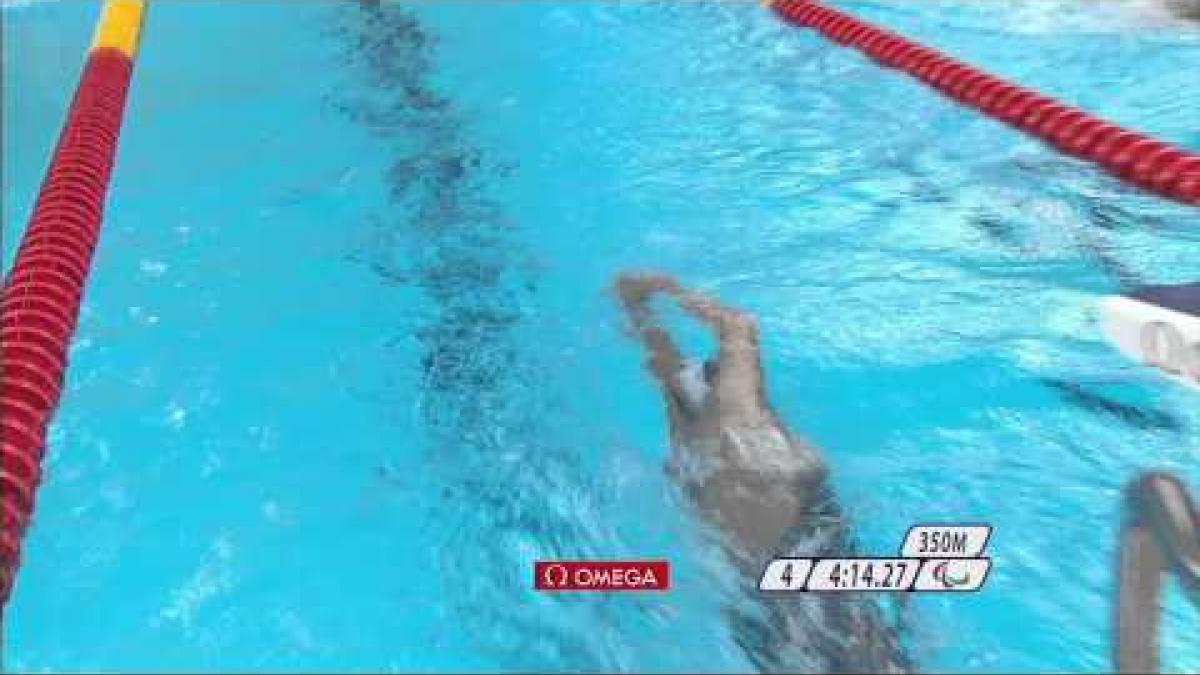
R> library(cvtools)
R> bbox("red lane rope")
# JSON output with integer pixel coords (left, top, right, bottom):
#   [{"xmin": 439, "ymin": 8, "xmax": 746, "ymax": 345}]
[
  {"xmin": 772, "ymin": 0, "xmax": 1200, "ymax": 205},
  {"xmin": 1, "ymin": 48, "xmax": 136, "ymax": 605}
]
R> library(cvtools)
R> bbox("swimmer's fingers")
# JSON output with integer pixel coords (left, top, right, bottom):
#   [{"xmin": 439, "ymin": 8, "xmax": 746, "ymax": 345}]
[
  {"xmin": 616, "ymin": 274, "xmax": 681, "ymax": 329},
  {"xmin": 679, "ymin": 295, "xmax": 725, "ymax": 326},
  {"xmin": 672, "ymin": 288, "xmax": 755, "ymax": 338},
  {"xmin": 642, "ymin": 274, "xmax": 682, "ymax": 294},
  {"xmin": 617, "ymin": 273, "xmax": 681, "ymax": 302},
  {"xmin": 615, "ymin": 275, "xmax": 652, "ymax": 310},
  {"xmin": 617, "ymin": 274, "xmax": 757, "ymax": 339}
]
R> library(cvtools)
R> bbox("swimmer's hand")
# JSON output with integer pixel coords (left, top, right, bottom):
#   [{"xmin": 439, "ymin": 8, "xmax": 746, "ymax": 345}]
[
  {"xmin": 617, "ymin": 273, "xmax": 680, "ymax": 306},
  {"xmin": 616, "ymin": 273, "xmax": 681, "ymax": 326},
  {"xmin": 618, "ymin": 273, "xmax": 754, "ymax": 339},
  {"xmin": 616, "ymin": 274, "xmax": 688, "ymax": 391}
]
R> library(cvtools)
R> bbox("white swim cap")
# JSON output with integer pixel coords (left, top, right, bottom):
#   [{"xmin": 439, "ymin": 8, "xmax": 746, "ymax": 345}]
[{"xmin": 679, "ymin": 357, "xmax": 712, "ymax": 410}]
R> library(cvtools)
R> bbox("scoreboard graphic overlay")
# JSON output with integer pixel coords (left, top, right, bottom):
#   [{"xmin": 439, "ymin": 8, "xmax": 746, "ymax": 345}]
[{"xmin": 759, "ymin": 524, "xmax": 993, "ymax": 593}]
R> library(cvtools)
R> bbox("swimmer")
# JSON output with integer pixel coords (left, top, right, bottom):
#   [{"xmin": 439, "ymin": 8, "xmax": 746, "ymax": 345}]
[
  {"xmin": 617, "ymin": 272, "xmax": 911, "ymax": 673},
  {"xmin": 616, "ymin": 273, "xmax": 833, "ymax": 558}
]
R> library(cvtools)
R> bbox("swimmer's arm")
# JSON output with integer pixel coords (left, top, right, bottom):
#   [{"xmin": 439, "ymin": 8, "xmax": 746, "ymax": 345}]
[
  {"xmin": 615, "ymin": 273, "xmax": 737, "ymax": 334},
  {"xmin": 641, "ymin": 326, "xmax": 685, "ymax": 390},
  {"xmin": 668, "ymin": 286, "xmax": 756, "ymax": 340},
  {"xmin": 616, "ymin": 275, "xmax": 689, "ymax": 405},
  {"xmin": 668, "ymin": 287, "xmax": 764, "ymax": 392},
  {"xmin": 617, "ymin": 273, "xmax": 762, "ymax": 404},
  {"xmin": 617, "ymin": 273, "xmax": 677, "ymax": 328},
  {"xmin": 670, "ymin": 288, "xmax": 726, "ymax": 329}
]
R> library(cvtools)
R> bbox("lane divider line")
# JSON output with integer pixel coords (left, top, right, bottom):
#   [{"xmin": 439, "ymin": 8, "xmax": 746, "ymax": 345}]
[
  {"xmin": 769, "ymin": 0, "xmax": 1200, "ymax": 205},
  {"xmin": 1, "ymin": 0, "xmax": 147, "ymax": 606}
]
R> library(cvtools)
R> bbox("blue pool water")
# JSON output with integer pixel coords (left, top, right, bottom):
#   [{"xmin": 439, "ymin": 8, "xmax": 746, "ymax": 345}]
[{"xmin": 3, "ymin": 1, "xmax": 1198, "ymax": 671}]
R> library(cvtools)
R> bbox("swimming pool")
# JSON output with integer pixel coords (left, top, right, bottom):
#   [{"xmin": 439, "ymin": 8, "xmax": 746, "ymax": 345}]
[{"xmin": 3, "ymin": 0, "xmax": 1198, "ymax": 671}]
